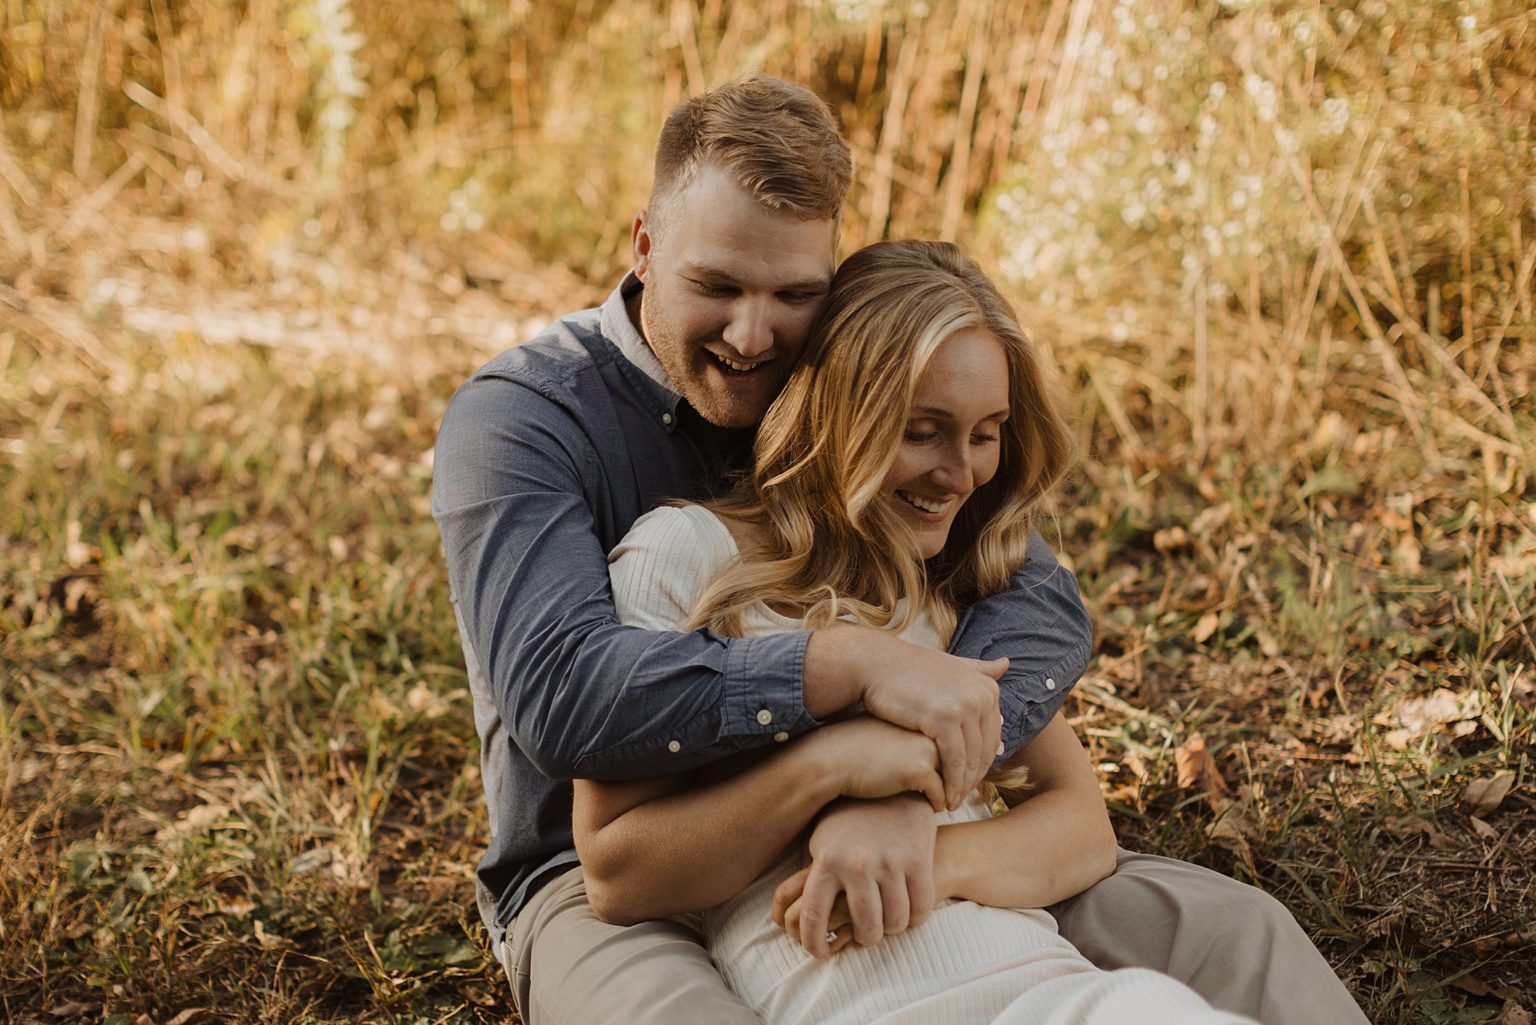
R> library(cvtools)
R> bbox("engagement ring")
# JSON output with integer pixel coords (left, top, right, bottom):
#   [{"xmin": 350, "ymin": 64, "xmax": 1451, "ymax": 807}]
[{"xmin": 825, "ymin": 930, "xmax": 839, "ymax": 945}]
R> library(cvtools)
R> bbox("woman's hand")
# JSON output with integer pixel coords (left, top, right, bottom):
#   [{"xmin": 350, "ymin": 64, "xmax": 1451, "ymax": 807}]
[
  {"xmin": 808, "ymin": 717, "xmax": 946, "ymax": 811},
  {"xmin": 770, "ymin": 794, "xmax": 938, "ymax": 958},
  {"xmin": 774, "ymin": 869, "xmax": 856, "ymax": 956}
]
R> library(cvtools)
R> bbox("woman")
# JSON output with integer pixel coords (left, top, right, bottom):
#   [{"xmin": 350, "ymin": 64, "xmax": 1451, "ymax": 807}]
[{"xmin": 573, "ymin": 241, "xmax": 1254, "ymax": 1024}]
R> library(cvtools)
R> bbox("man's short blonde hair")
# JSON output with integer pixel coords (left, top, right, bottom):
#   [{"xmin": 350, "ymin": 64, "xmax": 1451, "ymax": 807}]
[{"xmin": 650, "ymin": 74, "xmax": 852, "ymax": 229}]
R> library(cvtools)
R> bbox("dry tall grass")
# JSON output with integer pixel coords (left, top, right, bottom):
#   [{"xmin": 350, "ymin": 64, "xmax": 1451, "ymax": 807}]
[{"xmin": 2, "ymin": 1, "xmax": 1533, "ymax": 1023}]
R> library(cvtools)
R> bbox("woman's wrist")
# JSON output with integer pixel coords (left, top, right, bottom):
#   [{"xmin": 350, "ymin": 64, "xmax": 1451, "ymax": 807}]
[
  {"xmin": 790, "ymin": 727, "xmax": 855, "ymax": 807},
  {"xmin": 932, "ymin": 823, "xmax": 971, "ymax": 903}
]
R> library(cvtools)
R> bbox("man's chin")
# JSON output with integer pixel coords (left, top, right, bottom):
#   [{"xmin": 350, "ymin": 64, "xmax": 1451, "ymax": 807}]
[
  {"xmin": 695, "ymin": 406, "xmax": 763, "ymax": 430},
  {"xmin": 681, "ymin": 381, "xmax": 773, "ymax": 430}
]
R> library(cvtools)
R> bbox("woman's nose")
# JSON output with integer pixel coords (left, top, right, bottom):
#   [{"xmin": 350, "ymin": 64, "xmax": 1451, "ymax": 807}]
[{"xmin": 930, "ymin": 442, "xmax": 975, "ymax": 493}]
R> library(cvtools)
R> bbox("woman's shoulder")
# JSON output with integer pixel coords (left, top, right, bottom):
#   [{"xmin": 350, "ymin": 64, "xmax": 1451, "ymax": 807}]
[
  {"xmin": 607, "ymin": 504, "xmax": 740, "ymax": 630},
  {"xmin": 616, "ymin": 503, "xmax": 739, "ymax": 562}
]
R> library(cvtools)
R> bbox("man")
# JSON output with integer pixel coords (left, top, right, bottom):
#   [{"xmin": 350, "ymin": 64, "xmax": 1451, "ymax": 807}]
[{"xmin": 432, "ymin": 74, "xmax": 1366, "ymax": 1025}]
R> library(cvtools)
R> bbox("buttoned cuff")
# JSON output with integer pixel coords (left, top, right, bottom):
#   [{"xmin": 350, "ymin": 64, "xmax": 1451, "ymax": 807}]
[
  {"xmin": 996, "ymin": 638, "xmax": 1093, "ymax": 761},
  {"xmin": 720, "ymin": 631, "xmax": 819, "ymax": 741}
]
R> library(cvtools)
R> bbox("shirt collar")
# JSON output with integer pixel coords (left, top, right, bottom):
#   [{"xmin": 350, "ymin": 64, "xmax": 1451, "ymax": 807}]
[{"xmin": 600, "ymin": 272, "xmax": 682, "ymax": 410}]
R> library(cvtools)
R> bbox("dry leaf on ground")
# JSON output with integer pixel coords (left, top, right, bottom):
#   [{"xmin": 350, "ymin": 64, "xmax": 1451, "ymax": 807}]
[
  {"xmin": 1464, "ymin": 771, "xmax": 1517, "ymax": 816},
  {"xmin": 1496, "ymin": 1001, "xmax": 1533, "ymax": 1025},
  {"xmin": 1175, "ymin": 733, "xmax": 1228, "ymax": 795}
]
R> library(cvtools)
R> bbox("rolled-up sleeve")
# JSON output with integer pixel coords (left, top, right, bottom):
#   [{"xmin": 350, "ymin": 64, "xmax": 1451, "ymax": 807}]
[
  {"xmin": 949, "ymin": 526, "xmax": 1094, "ymax": 758},
  {"xmin": 432, "ymin": 376, "xmax": 816, "ymax": 782}
]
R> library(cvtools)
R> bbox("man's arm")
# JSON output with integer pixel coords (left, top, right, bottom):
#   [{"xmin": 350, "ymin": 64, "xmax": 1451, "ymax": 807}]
[
  {"xmin": 433, "ymin": 376, "xmax": 813, "ymax": 780},
  {"xmin": 950, "ymin": 526, "xmax": 1094, "ymax": 758}
]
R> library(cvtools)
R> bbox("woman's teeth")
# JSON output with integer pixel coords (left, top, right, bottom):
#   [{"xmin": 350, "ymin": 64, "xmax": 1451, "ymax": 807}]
[{"xmin": 898, "ymin": 491, "xmax": 947, "ymax": 514}]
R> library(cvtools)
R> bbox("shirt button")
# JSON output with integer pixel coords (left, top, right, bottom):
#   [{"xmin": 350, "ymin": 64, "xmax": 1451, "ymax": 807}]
[
  {"xmin": 1045, "ymin": 678, "xmax": 1057, "ymax": 690},
  {"xmin": 774, "ymin": 731, "xmax": 789, "ymax": 743},
  {"xmin": 756, "ymin": 709, "xmax": 773, "ymax": 726},
  {"xmin": 661, "ymin": 412, "xmax": 674, "ymax": 425},
  {"xmin": 667, "ymin": 740, "xmax": 681, "ymax": 753}
]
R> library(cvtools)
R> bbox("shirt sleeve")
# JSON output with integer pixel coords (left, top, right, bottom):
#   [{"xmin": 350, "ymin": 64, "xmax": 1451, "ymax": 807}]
[
  {"xmin": 432, "ymin": 375, "xmax": 817, "ymax": 782},
  {"xmin": 948, "ymin": 525, "xmax": 1094, "ymax": 759}
]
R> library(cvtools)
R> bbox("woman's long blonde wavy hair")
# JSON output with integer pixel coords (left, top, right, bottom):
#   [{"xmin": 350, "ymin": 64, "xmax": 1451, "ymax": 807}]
[{"xmin": 686, "ymin": 240, "xmax": 1075, "ymax": 648}]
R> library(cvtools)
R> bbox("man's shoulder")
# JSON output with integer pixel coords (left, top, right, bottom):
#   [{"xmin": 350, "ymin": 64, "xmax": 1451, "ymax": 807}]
[{"xmin": 471, "ymin": 305, "xmax": 614, "ymax": 396}]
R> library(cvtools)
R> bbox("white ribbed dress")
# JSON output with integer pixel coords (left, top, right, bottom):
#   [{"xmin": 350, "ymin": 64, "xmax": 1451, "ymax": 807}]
[{"xmin": 608, "ymin": 505, "xmax": 1257, "ymax": 1025}]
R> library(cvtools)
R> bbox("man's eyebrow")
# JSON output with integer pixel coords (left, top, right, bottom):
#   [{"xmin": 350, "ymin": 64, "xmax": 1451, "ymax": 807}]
[
  {"xmin": 776, "ymin": 277, "xmax": 831, "ymax": 293},
  {"xmin": 680, "ymin": 263, "xmax": 829, "ymax": 292}
]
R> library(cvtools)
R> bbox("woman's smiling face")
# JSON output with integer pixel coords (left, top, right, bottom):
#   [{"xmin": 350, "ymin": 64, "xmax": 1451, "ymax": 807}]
[{"xmin": 881, "ymin": 327, "xmax": 1011, "ymax": 559}]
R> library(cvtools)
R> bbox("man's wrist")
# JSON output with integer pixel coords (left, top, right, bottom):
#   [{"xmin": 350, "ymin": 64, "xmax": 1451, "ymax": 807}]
[{"xmin": 802, "ymin": 624, "xmax": 878, "ymax": 719}]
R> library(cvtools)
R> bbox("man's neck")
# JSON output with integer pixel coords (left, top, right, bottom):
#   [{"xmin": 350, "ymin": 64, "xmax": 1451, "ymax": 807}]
[{"xmin": 623, "ymin": 287, "xmax": 649, "ymax": 352}]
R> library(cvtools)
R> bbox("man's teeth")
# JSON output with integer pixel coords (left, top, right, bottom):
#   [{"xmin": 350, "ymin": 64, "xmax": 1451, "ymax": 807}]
[
  {"xmin": 714, "ymin": 354, "xmax": 763, "ymax": 373},
  {"xmin": 899, "ymin": 492, "xmax": 947, "ymax": 514}
]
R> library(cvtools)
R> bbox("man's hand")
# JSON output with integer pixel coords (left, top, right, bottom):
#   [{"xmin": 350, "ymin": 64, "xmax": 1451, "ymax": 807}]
[
  {"xmin": 804, "ymin": 626, "xmax": 1006, "ymax": 810},
  {"xmin": 771, "ymin": 795, "xmax": 937, "ymax": 958}
]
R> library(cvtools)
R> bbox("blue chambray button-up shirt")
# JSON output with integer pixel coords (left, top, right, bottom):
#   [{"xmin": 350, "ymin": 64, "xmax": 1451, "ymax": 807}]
[{"xmin": 432, "ymin": 273, "xmax": 1093, "ymax": 939}]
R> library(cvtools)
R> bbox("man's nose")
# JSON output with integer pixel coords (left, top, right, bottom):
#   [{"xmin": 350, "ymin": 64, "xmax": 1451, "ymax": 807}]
[{"xmin": 721, "ymin": 298, "xmax": 773, "ymax": 358}]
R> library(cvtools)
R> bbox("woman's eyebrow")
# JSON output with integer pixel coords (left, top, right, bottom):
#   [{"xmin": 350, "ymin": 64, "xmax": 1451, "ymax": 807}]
[{"xmin": 913, "ymin": 406, "xmax": 1010, "ymax": 420}]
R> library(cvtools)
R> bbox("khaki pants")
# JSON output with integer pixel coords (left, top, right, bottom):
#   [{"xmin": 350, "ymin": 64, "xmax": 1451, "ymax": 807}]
[{"xmin": 499, "ymin": 849, "xmax": 1369, "ymax": 1025}]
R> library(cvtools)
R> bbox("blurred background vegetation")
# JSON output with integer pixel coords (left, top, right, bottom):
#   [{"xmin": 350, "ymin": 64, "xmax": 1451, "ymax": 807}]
[{"xmin": 2, "ymin": 1, "xmax": 1533, "ymax": 1022}]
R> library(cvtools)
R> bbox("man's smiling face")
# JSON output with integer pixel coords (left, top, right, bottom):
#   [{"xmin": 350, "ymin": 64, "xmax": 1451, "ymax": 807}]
[{"xmin": 632, "ymin": 163, "xmax": 838, "ymax": 429}]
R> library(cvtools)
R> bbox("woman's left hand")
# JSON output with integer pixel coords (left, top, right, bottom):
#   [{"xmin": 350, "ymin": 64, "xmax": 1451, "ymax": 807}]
[
  {"xmin": 774, "ymin": 866, "xmax": 855, "ymax": 957},
  {"xmin": 772, "ymin": 794, "xmax": 937, "ymax": 957}
]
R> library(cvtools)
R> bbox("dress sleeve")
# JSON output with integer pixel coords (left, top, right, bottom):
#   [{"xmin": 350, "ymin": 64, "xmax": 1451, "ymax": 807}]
[{"xmin": 608, "ymin": 505, "xmax": 736, "ymax": 632}]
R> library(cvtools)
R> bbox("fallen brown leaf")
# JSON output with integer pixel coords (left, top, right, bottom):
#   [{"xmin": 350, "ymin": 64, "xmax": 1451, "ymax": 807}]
[
  {"xmin": 1495, "ymin": 1000, "xmax": 1533, "ymax": 1025},
  {"xmin": 1450, "ymin": 974, "xmax": 1494, "ymax": 997},
  {"xmin": 1207, "ymin": 796, "xmax": 1258, "ymax": 875},
  {"xmin": 217, "ymin": 896, "xmax": 256, "ymax": 917},
  {"xmin": 1464, "ymin": 771, "xmax": 1517, "ymax": 816},
  {"xmin": 1175, "ymin": 733, "xmax": 1228, "ymax": 795},
  {"xmin": 164, "ymin": 1010, "xmax": 213, "ymax": 1025}
]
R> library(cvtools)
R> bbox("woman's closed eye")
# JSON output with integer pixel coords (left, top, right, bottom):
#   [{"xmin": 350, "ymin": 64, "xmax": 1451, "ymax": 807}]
[{"xmin": 903, "ymin": 428, "xmax": 1000, "ymax": 445}]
